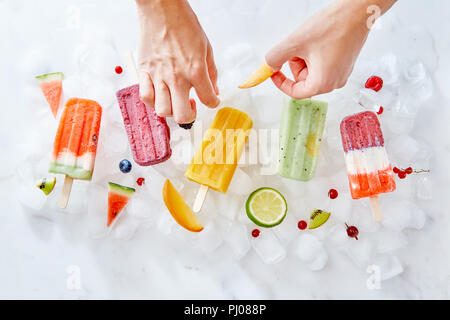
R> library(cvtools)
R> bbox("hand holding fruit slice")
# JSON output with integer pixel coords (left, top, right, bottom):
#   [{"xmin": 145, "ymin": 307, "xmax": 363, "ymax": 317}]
[
  {"xmin": 238, "ymin": 62, "xmax": 274, "ymax": 89},
  {"xmin": 163, "ymin": 179, "xmax": 203, "ymax": 232},
  {"xmin": 107, "ymin": 182, "xmax": 135, "ymax": 227},
  {"xmin": 35, "ymin": 177, "xmax": 56, "ymax": 195}
]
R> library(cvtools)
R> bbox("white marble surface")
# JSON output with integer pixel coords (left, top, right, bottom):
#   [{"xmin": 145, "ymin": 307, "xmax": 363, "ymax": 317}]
[{"xmin": 1, "ymin": 0, "xmax": 450, "ymax": 299}]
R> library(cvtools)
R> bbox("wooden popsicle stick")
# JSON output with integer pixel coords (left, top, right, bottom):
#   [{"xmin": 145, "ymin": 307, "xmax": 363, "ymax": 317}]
[
  {"xmin": 58, "ymin": 175, "xmax": 73, "ymax": 209},
  {"xmin": 193, "ymin": 185, "xmax": 208, "ymax": 213},
  {"xmin": 369, "ymin": 195, "xmax": 382, "ymax": 222},
  {"xmin": 124, "ymin": 50, "xmax": 139, "ymax": 83}
]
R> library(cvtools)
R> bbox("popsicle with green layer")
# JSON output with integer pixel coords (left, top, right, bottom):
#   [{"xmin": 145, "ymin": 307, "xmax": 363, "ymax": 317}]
[
  {"xmin": 49, "ymin": 98, "xmax": 102, "ymax": 180},
  {"xmin": 278, "ymin": 98, "xmax": 328, "ymax": 181}
]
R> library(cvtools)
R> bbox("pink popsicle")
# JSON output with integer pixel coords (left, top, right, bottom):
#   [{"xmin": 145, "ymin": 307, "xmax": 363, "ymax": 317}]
[
  {"xmin": 116, "ymin": 84, "xmax": 171, "ymax": 166},
  {"xmin": 340, "ymin": 111, "xmax": 396, "ymax": 200}
]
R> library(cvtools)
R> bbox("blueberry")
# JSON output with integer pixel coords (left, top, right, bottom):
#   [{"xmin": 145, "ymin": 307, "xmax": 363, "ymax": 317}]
[
  {"xmin": 179, "ymin": 121, "xmax": 195, "ymax": 130},
  {"xmin": 119, "ymin": 159, "xmax": 132, "ymax": 173}
]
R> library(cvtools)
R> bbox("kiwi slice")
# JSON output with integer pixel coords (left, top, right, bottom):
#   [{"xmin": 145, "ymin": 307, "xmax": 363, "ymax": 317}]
[
  {"xmin": 309, "ymin": 209, "xmax": 331, "ymax": 229},
  {"xmin": 35, "ymin": 177, "xmax": 56, "ymax": 196}
]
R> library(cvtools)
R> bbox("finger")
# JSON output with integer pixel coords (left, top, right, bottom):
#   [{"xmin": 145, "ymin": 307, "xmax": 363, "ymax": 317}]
[
  {"xmin": 138, "ymin": 71, "xmax": 155, "ymax": 108},
  {"xmin": 288, "ymin": 57, "xmax": 308, "ymax": 81},
  {"xmin": 271, "ymin": 71, "xmax": 318, "ymax": 99},
  {"xmin": 206, "ymin": 44, "xmax": 219, "ymax": 95},
  {"xmin": 154, "ymin": 81, "xmax": 172, "ymax": 117},
  {"xmin": 265, "ymin": 38, "xmax": 299, "ymax": 71},
  {"xmin": 192, "ymin": 65, "xmax": 220, "ymax": 108},
  {"xmin": 170, "ymin": 84, "xmax": 196, "ymax": 124}
]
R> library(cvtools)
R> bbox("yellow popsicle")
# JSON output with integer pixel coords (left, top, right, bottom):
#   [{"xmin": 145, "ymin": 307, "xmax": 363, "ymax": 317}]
[{"xmin": 185, "ymin": 107, "xmax": 253, "ymax": 193}]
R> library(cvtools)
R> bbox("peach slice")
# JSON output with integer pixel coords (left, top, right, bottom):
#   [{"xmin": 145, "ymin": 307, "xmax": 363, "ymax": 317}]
[
  {"xmin": 163, "ymin": 179, "xmax": 203, "ymax": 232},
  {"xmin": 238, "ymin": 62, "xmax": 274, "ymax": 89}
]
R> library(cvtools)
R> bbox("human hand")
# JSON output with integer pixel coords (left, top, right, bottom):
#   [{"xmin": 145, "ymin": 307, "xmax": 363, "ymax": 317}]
[
  {"xmin": 136, "ymin": 0, "xmax": 220, "ymax": 124},
  {"xmin": 265, "ymin": 0, "xmax": 397, "ymax": 99}
]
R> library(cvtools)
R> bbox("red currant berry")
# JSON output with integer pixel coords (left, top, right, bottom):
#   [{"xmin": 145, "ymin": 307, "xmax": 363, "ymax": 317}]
[
  {"xmin": 376, "ymin": 106, "xmax": 384, "ymax": 115},
  {"xmin": 398, "ymin": 171, "xmax": 407, "ymax": 179},
  {"xmin": 345, "ymin": 223, "xmax": 359, "ymax": 240},
  {"xmin": 393, "ymin": 167, "xmax": 400, "ymax": 174},
  {"xmin": 252, "ymin": 229, "xmax": 260, "ymax": 238},
  {"xmin": 365, "ymin": 76, "xmax": 383, "ymax": 92},
  {"xmin": 115, "ymin": 66, "xmax": 123, "ymax": 74},
  {"xmin": 405, "ymin": 167, "xmax": 413, "ymax": 174},
  {"xmin": 298, "ymin": 220, "xmax": 307, "ymax": 230},
  {"xmin": 136, "ymin": 177, "xmax": 145, "ymax": 186},
  {"xmin": 328, "ymin": 188, "xmax": 338, "ymax": 199}
]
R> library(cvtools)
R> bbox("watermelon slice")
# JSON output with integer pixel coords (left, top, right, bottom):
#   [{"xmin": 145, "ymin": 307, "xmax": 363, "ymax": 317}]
[
  {"xmin": 107, "ymin": 182, "xmax": 135, "ymax": 227},
  {"xmin": 35, "ymin": 72, "xmax": 64, "ymax": 118}
]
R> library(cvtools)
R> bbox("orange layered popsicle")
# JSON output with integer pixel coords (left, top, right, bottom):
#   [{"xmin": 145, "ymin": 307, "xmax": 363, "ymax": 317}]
[
  {"xmin": 185, "ymin": 107, "xmax": 253, "ymax": 193},
  {"xmin": 49, "ymin": 98, "xmax": 102, "ymax": 180}
]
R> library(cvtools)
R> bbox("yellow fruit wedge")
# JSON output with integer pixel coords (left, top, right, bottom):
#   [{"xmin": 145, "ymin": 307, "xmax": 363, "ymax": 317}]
[
  {"xmin": 163, "ymin": 179, "xmax": 204, "ymax": 232},
  {"xmin": 238, "ymin": 62, "xmax": 274, "ymax": 89}
]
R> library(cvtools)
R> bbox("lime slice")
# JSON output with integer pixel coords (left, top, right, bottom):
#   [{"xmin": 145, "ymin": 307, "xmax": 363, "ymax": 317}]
[{"xmin": 246, "ymin": 188, "xmax": 287, "ymax": 228}]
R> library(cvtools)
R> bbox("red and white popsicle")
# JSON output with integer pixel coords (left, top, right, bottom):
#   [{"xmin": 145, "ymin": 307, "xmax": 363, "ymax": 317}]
[{"xmin": 340, "ymin": 111, "xmax": 396, "ymax": 221}]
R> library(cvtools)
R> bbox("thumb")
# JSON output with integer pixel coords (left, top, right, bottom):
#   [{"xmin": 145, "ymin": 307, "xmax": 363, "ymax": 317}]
[{"xmin": 265, "ymin": 37, "xmax": 301, "ymax": 72}]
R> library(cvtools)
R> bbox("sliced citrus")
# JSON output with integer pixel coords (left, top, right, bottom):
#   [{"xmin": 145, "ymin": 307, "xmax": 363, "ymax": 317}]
[{"xmin": 246, "ymin": 187, "xmax": 287, "ymax": 228}]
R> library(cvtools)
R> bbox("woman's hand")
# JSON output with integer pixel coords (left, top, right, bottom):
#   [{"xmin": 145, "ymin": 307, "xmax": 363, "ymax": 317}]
[
  {"xmin": 265, "ymin": 0, "xmax": 397, "ymax": 99},
  {"xmin": 136, "ymin": 0, "xmax": 220, "ymax": 124}
]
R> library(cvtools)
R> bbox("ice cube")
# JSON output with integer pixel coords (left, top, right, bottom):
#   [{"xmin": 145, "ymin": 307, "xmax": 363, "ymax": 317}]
[
  {"xmin": 387, "ymin": 134, "xmax": 422, "ymax": 165},
  {"xmin": 65, "ymin": 181, "xmax": 88, "ymax": 214},
  {"xmin": 129, "ymin": 196, "xmax": 159, "ymax": 228},
  {"xmin": 87, "ymin": 184, "xmax": 108, "ymax": 239},
  {"xmin": 78, "ymin": 42, "xmax": 120, "ymax": 79},
  {"xmin": 326, "ymin": 224, "xmax": 350, "ymax": 247},
  {"xmin": 329, "ymin": 192, "xmax": 353, "ymax": 222},
  {"xmin": 381, "ymin": 199, "xmax": 414, "ymax": 231},
  {"xmin": 223, "ymin": 222, "xmax": 251, "ymax": 260},
  {"xmin": 416, "ymin": 176, "xmax": 433, "ymax": 200},
  {"xmin": 63, "ymin": 75, "xmax": 85, "ymax": 98},
  {"xmin": 196, "ymin": 221, "xmax": 223, "ymax": 254},
  {"xmin": 216, "ymin": 192, "xmax": 243, "ymax": 221},
  {"xmin": 157, "ymin": 213, "xmax": 175, "ymax": 235},
  {"xmin": 228, "ymin": 168, "xmax": 257, "ymax": 196},
  {"xmin": 292, "ymin": 234, "xmax": 322, "ymax": 263},
  {"xmin": 351, "ymin": 203, "xmax": 380, "ymax": 233},
  {"xmin": 383, "ymin": 108, "xmax": 415, "ymax": 135},
  {"xmin": 99, "ymin": 123, "xmax": 128, "ymax": 157},
  {"xmin": 370, "ymin": 255, "xmax": 404, "ymax": 281},
  {"xmin": 17, "ymin": 184, "xmax": 47, "ymax": 212},
  {"xmin": 251, "ymin": 230, "xmax": 286, "ymax": 264},
  {"xmin": 111, "ymin": 210, "xmax": 140, "ymax": 240},
  {"xmin": 357, "ymin": 88, "xmax": 380, "ymax": 112},
  {"xmin": 170, "ymin": 139, "xmax": 194, "ymax": 172},
  {"xmin": 378, "ymin": 54, "xmax": 400, "ymax": 85},
  {"xmin": 272, "ymin": 213, "xmax": 299, "ymax": 245},
  {"xmin": 308, "ymin": 251, "xmax": 328, "ymax": 271},
  {"xmin": 20, "ymin": 47, "xmax": 53, "ymax": 83},
  {"xmin": 344, "ymin": 237, "xmax": 374, "ymax": 267},
  {"xmin": 376, "ymin": 230, "xmax": 408, "ymax": 254},
  {"xmin": 84, "ymin": 81, "xmax": 116, "ymax": 111},
  {"xmin": 404, "ymin": 60, "xmax": 426, "ymax": 85}
]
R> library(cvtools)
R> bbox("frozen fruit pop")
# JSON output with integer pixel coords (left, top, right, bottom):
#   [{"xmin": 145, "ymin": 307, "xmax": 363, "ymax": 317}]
[
  {"xmin": 278, "ymin": 98, "xmax": 328, "ymax": 181},
  {"xmin": 49, "ymin": 98, "xmax": 102, "ymax": 208},
  {"xmin": 116, "ymin": 84, "xmax": 171, "ymax": 166},
  {"xmin": 340, "ymin": 111, "xmax": 396, "ymax": 199},
  {"xmin": 185, "ymin": 107, "xmax": 253, "ymax": 194},
  {"xmin": 49, "ymin": 98, "xmax": 102, "ymax": 180}
]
